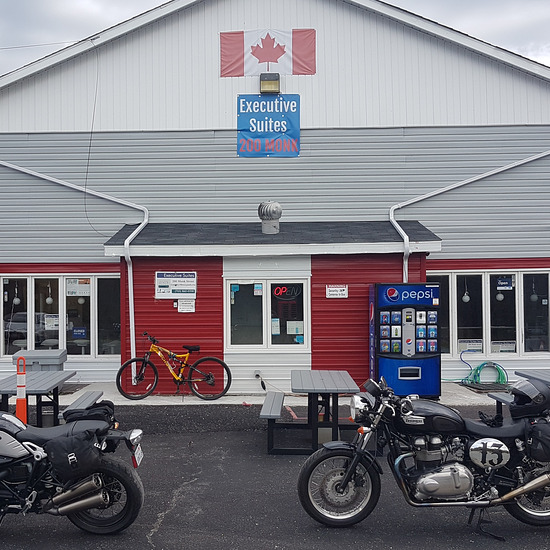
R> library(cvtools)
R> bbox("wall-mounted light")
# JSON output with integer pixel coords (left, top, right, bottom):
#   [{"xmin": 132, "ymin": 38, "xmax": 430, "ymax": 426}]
[{"xmin": 260, "ymin": 72, "xmax": 280, "ymax": 94}]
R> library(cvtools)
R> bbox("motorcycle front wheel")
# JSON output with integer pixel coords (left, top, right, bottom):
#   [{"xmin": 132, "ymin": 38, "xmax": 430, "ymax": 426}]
[
  {"xmin": 504, "ymin": 480, "xmax": 550, "ymax": 526},
  {"xmin": 67, "ymin": 455, "xmax": 145, "ymax": 535},
  {"xmin": 297, "ymin": 447, "xmax": 381, "ymax": 527}
]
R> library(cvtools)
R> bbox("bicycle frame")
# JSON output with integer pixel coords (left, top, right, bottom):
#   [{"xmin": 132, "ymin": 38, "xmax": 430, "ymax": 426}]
[{"xmin": 146, "ymin": 342, "xmax": 191, "ymax": 382}]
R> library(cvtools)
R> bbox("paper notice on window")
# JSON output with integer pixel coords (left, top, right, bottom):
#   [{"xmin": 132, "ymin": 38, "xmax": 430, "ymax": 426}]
[
  {"xmin": 271, "ymin": 318, "xmax": 280, "ymax": 335},
  {"xmin": 287, "ymin": 321, "xmax": 304, "ymax": 334}
]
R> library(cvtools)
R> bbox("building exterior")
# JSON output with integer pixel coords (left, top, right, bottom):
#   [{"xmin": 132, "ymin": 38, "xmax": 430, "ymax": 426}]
[{"xmin": 1, "ymin": 0, "xmax": 550, "ymax": 393}]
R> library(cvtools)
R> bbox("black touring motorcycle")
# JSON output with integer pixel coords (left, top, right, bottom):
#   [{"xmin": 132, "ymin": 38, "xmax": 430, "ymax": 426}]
[
  {"xmin": 298, "ymin": 374, "xmax": 550, "ymax": 538},
  {"xmin": 0, "ymin": 401, "xmax": 144, "ymax": 534}
]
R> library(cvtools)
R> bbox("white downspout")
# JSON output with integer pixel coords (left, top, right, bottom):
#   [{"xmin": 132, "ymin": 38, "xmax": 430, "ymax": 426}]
[
  {"xmin": 0, "ymin": 160, "xmax": 149, "ymax": 357},
  {"xmin": 389, "ymin": 148, "xmax": 550, "ymax": 283}
]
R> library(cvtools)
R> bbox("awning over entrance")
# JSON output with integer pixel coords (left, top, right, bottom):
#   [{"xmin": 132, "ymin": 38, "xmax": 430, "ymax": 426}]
[{"xmin": 104, "ymin": 220, "xmax": 441, "ymax": 257}]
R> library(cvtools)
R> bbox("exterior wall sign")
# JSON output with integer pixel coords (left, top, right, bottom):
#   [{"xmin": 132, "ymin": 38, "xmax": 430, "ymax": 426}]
[
  {"xmin": 326, "ymin": 284, "xmax": 349, "ymax": 298},
  {"xmin": 237, "ymin": 94, "xmax": 300, "ymax": 157},
  {"xmin": 155, "ymin": 272, "xmax": 197, "ymax": 299}
]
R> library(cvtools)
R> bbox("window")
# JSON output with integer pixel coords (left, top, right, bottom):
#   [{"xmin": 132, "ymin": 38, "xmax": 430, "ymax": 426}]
[
  {"xmin": 428, "ymin": 271, "xmax": 550, "ymax": 357},
  {"xmin": 524, "ymin": 274, "xmax": 549, "ymax": 352},
  {"xmin": 457, "ymin": 274, "xmax": 483, "ymax": 353},
  {"xmin": 1, "ymin": 275, "xmax": 120, "ymax": 358},
  {"xmin": 228, "ymin": 279, "xmax": 308, "ymax": 348}
]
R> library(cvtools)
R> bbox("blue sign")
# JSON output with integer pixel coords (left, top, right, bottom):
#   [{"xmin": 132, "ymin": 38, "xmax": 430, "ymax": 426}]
[
  {"xmin": 376, "ymin": 283, "xmax": 440, "ymax": 308},
  {"xmin": 237, "ymin": 94, "xmax": 300, "ymax": 157}
]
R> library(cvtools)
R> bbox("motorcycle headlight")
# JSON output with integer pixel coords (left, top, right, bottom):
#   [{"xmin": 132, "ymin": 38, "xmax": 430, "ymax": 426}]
[{"xmin": 350, "ymin": 394, "xmax": 373, "ymax": 422}]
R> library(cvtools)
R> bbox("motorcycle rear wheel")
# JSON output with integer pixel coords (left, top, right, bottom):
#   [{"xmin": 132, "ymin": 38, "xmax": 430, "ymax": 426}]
[
  {"xmin": 67, "ymin": 455, "xmax": 144, "ymax": 535},
  {"xmin": 297, "ymin": 447, "xmax": 381, "ymax": 527},
  {"xmin": 504, "ymin": 481, "xmax": 550, "ymax": 526}
]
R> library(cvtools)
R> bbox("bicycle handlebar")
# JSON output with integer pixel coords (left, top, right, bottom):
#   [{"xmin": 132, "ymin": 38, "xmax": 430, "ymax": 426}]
[{"xmin": 143, "ymin": 331, "xmax": 158, "ymax": 345}]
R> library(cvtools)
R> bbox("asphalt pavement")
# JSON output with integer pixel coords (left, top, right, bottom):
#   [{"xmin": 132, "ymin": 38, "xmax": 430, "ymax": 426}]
[{"xmin": 3, "ymin": 382, "xmax": 549, "ymax": 549}]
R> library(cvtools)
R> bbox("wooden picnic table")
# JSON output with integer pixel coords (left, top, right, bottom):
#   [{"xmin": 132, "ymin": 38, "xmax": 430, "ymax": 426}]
[{"xmin": 0, "ymin": 370, "xmax": 76, "ymax": 426}]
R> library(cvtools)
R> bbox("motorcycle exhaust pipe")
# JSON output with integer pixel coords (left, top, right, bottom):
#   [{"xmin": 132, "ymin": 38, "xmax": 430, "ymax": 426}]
[
  {"xmin": 493, "ymin": 472, "xmax": 550, "ymax": 504},
  {"xmin": 51, "ymin": 474, "xmax": 103, "ymax": 507},
  {"xmin": 56, "ymin": 489, "xmax": 110, "ymax": 516}
]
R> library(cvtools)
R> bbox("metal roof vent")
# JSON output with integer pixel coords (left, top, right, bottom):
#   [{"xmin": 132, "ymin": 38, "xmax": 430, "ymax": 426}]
[{"xmin": 258, "ymin": 201, "xmax": 282, "ymax": 234}]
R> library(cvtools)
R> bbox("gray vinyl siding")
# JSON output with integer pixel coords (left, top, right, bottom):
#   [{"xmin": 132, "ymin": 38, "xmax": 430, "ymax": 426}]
[
  {"xmin": 2, "ymin": 0, "xmax": 550, "ymax": 132},
  {"xmin": 1, "ymin": 125, "xmax": 550, "ymax": 262}
]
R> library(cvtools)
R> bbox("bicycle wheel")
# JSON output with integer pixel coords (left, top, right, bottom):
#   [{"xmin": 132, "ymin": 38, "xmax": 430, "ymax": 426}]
[
  {"xmin": 116, "ymin": 358, "xmax": 159, "ymax": 400},
  {"xmin": 187, "ymin": 357, "xmax": 232, "ymax": 400}
]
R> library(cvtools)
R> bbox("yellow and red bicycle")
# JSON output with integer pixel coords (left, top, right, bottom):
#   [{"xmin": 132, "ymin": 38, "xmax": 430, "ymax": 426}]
[{"xmin": 116, "ymin": 332, "xmax": 232, "ymax": 400}]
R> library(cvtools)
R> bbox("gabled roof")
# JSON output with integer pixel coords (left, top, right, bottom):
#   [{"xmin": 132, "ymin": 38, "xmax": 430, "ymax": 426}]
[
  {"xmin": 1, "ymin": 0, "xmax": 550, "ymax": 89},
  {"xmin": 103, "ymin": 220, "xmax": 441, "ymax": 257}
]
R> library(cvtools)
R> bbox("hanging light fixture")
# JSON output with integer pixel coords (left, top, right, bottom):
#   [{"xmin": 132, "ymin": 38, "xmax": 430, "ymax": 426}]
[
  {"xmin": 462, "ymin": 278, "xmax": 470, "ymax": 303},
  {"xmin": 77, "ymin": 297, "xmax": 85, "ymax": 305},
  {"xmin": 46, "ymin": 281, "xmax": 54, "ymax": 305},
  {"xmin": 496, "ymin": 291, "xmax": 504, "ymax": 302},
  {"xmin": 13, "ymin": 282, "xmax": 20, "ymax": 305},
  {"xmin": 530, "ymin": 277, "xmax": 539, "ymax": 302}
]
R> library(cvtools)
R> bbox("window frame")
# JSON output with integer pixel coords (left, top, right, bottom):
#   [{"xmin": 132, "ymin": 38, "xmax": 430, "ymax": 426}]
[
  {"xmin": 428, "ymin": 270, "xmax": 550, "ymax": 358},
  {"xmin": 224, "ymin": 278, "xmax": 310, "ymax": 351},
  {"xmin": 1, "ymin": 274, "xmax": 120, "ymax": 358}
]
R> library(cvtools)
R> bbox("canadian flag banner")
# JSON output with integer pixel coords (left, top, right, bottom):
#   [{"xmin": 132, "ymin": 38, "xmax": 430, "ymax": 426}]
[{"xmin": 220, "ymin": 29, "xmax": 316, "ymax": 77}]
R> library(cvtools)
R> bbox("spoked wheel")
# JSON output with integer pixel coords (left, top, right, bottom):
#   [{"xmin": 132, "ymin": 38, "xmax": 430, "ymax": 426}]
[
  {"xmin": 297, "ymin": 447, "xmax": 381, "ymax": 527},
  {"xmin": 187, "ymin": 357, "xmax": 232, "ymax": 400},
  {"xmin": 505, "ymin": 479, "xmax": 550, "ymax": 526},
  {"xmin": 116, "ymin": 358, "xmax": 158, "ymax": 400},
  {"xmin": 67, "ymin": 456, "xmax": 144, "ymax": 535}
]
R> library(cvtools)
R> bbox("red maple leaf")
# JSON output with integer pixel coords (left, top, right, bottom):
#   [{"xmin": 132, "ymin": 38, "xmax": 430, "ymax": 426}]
[{"xmin": 250, "ymin": 33, "xmax": 286, "ymax": 70}]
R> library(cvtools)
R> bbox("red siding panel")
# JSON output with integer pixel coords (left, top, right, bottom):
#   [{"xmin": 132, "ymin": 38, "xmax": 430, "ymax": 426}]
[
  {"xmin": 121, "ymin": 257, "xmax": 223, "ymax": 394},
  {"xmin": 311, "ymin": 253, "xmax": 426, "ymax": 386}
]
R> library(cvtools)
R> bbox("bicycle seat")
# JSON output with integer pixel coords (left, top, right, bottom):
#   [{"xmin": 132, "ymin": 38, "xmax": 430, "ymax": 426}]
[{"xmin": 183, "ymin": 345, "xmax": 200, "ymax": 353}]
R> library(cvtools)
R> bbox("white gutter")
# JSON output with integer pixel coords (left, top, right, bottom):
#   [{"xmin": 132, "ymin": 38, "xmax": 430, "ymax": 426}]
[
  {"xmin": 389, "ymin": 148, "xmax": 550, "ymax": 283},
  {"xmin": 0, "ymin": 160, "xmax": 148, "ymax": 357}
]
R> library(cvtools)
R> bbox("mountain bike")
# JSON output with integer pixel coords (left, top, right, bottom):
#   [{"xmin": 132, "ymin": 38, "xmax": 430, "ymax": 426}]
[{"xmin": 116, "ymin": 332, "xmax": 232, "ymax": 400}]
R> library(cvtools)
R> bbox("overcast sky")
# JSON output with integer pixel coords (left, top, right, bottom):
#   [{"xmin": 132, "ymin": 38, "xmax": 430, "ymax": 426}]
[{"xmin": 1, "ymin": 0, "xmax": 549, "ymax": 76}]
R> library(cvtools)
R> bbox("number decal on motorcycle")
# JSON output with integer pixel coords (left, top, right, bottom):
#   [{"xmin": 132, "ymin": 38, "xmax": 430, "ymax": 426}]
[{"xmin": 469, "ymin": 438, "xmax": 510, "ymax": 469}]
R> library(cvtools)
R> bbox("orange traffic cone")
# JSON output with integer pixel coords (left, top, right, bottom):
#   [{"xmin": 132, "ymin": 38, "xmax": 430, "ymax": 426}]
[{"xmin": 15, "ymin": 357, "xmax": 27, "ymax": 424}]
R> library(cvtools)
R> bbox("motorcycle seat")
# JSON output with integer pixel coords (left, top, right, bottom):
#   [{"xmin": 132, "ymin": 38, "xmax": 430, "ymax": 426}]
[
  {"xmin": 463, "ymin": 417, "xmax": 526, "ymax": 439},
  {"xmin": 16, "ymin": 420, "xmax": 110, "ymax": 447}
]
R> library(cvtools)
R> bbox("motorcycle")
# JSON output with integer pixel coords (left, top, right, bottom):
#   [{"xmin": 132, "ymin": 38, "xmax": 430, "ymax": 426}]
[
  {"xmin": 297, "ymin": 375, "xmax": 550, "ymax": 538},
  {"xmin": 0, "ymin": 401, "xmax": 144, "ymax": 534}
]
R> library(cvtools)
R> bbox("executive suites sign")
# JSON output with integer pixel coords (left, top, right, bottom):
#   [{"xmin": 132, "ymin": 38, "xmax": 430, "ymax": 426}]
[{"xmin": 237, "ymin": 94, "xmax": 300, "ymax": 157}]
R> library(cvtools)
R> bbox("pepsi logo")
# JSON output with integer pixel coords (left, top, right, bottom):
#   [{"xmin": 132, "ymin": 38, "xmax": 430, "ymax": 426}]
[{"xmin": 386, "ymin": 287, "xmax": 400, "ymax": 302}]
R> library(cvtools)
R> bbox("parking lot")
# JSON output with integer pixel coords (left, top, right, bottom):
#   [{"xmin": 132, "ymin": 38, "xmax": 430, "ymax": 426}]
[{"xmin": 1, "ymin": 400, "xmax": 550, "ymax": 549}]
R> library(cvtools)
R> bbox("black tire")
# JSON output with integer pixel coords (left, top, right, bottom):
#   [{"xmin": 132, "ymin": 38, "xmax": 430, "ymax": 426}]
[
  {"xmin": 187, "ymin": 357, "xmax": 232, "ymax": 400},
  {"xmin": 116, "ymin": 358, "xmax": 158, "ymax": 400},
  {"xmin": 504, "ymin": 482, "xmax": 550, "ymax": 526},
  {"xmin": 67, "ymin": 455, "xmax": 145, "ymax": 535},
  {"xmin": 297, "ymin": 447, "xmax": 381, "ymax": 527}
]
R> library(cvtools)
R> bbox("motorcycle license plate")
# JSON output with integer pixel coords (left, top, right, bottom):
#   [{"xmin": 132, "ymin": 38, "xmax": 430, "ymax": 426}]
[{"xmin": 132, "ymin": 444, "xmax": 144, "ymax": 468}]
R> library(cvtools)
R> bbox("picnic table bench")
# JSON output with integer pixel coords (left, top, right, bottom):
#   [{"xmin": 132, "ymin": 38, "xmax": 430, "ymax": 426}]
[
  {"xmin": 0, "ymin": 370, "xmax": 76, "ymax": 427},
  {"xmin": 259, "ymin": 370, "xmax": 360, "ymax": 455},
  {"xmin": 58, "ymin": 390, "xmax": 104, "ymax": 423}
]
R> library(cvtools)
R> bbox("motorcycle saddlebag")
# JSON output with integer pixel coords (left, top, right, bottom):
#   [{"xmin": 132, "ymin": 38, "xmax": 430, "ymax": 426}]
[
  {"xmin": 527, "ymin": 418, "xmax": 550, "ymax": 462},
  {"xmin": 62, "ymin": 400, "xmax": 116, "ymax": 425},
  {"xmin": 44, "ymin": 430, "xmax": 101, "ymax": 483}
]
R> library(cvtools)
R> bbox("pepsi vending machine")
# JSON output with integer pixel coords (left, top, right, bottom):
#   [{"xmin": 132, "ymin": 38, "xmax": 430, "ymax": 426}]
[{"xmin": 369, "ymin": 283, "xmax": 441, "ymax": 398}]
